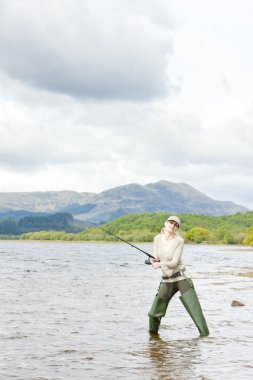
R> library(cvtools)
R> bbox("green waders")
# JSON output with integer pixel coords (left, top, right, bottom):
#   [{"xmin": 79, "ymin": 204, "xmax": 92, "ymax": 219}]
[
  {"xmin": 179, "ymin": 283, "xmax": 209, "ymax": 337},
  {"xmin": 148, "ymin": 279, "xmax": 209, "ymax": 336}
]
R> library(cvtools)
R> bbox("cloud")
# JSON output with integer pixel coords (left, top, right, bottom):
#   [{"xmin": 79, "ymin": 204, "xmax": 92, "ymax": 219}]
[
  {"xmin": 0, "ymin": 0, "xmax": 174, "ymax": 100},
  {"xmin": 0, "ymin": 0, "xmax": 253, "ymax": 210},
  {"xmin": 2, "ymin": 84, "xmax": 253, "ymax": 182}
]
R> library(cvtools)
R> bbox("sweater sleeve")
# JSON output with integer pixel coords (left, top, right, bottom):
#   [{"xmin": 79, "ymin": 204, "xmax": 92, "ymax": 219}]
[
  {"xmin": 160, "ymin": 238, "xmax": 184, "ymax": 270},
  {"xmin": 153, "ymin": 234, "xmax": 160, "ymax": 258}
]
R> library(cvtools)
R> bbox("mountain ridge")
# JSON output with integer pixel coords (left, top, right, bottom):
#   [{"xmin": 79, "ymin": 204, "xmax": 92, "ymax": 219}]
[{"xmin": 0, "ymin": 180, "xmax": 248, "ymax": 222}]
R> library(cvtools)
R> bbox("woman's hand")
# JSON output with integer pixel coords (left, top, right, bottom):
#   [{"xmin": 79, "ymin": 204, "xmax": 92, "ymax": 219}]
[{"xmin": 151, "ymin": 258, "xmax": 161, "ymax": 269}]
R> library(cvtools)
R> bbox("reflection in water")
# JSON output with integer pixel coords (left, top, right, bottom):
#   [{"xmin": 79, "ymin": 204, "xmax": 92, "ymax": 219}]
[{"xmin": 146, "ymin": 335, "xmax": 201, "ymax": 380}]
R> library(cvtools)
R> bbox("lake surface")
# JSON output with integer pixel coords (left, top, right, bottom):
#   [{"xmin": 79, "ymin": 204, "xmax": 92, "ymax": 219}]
[{"xmin": 0, "ymin": 241, "xmax": 253, "ymax": 380}]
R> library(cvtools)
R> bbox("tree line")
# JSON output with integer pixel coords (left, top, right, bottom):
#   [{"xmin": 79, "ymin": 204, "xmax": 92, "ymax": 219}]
[
  {"xmin": 3, "ymin": 211, "xmax": 253, "ymax": 245},
  {"xmin": 0, "ymin": 213, "xmax": 84, "ymax": 235}
]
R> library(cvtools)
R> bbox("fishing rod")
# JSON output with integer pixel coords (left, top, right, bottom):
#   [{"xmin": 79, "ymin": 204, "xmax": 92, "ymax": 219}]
[{"xmin": 86, "ymin": 221, "xmax": 155, "ymax": 264}]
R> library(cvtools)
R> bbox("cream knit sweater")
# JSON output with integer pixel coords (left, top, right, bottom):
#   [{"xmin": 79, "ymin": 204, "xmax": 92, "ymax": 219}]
[{"xmin": 153, "ymin": 233, "xmax": 186, "ymax": 283}]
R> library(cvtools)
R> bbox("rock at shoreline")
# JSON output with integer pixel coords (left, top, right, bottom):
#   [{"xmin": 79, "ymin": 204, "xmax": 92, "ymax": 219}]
[{"xmin": 231, "ymin": 300, "xmax": 245, "ymax": 307}]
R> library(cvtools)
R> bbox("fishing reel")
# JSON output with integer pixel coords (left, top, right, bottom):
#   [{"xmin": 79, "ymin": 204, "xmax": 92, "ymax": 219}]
[{"xmin": 145, "ymin": 257, "xmax": 152, "ymax": 265}]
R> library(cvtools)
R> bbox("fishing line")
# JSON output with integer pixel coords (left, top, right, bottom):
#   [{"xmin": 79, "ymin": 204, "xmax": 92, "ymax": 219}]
[{"xmin": 86, "ymin": 221, "xmax": 155, "ymax": 264}]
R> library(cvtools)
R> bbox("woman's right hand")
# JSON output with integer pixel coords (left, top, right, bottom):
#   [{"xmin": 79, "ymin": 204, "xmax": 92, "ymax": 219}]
[{"xmin": 151, "ymin": 258, "xmax": 161, "ymax": 269}]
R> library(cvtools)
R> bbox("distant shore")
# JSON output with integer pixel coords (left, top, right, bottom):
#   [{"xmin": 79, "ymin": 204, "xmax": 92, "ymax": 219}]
[{"xmin": 238, "ymin": 272, "xmax": 253, "ymax": 278}]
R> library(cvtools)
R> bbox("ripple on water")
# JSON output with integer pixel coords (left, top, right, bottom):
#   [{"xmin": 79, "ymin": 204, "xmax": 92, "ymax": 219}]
[{"xmin": 0, "ymin": 242, "xmax": 253, "ymax": 379}]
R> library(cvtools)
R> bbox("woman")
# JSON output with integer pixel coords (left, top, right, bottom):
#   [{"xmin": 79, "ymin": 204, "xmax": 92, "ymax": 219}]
[{"xmin": 148, "ymin": 215, "xmax": 209, "ymax": 336}]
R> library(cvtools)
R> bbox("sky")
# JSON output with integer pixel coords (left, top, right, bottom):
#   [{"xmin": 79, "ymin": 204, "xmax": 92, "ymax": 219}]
[{"xmin": 0, "ymin": 0, "xmax": 253, "ymax": 209}]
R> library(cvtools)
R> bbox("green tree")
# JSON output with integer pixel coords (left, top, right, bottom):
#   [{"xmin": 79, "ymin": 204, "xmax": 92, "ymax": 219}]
[
  {"xmin": 215, "ymin": 226, "xmax": 234, "ymax": 244},
  {"xmin": 185, "ymin": 226, "xmax": 211, "ymax": 243},
  {"xmin": 0, "ymin": 218, "xmax": 18, "ymax": 234},
  {"xmin": 243, "ymin": 226, "xmax": 253, "ymax": 246}
]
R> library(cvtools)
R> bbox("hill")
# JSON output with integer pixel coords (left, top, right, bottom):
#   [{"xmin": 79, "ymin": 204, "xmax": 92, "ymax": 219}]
[
  {"xmin": 0, "ymin": 180, "xmax": 248, "ymax": 223},
  {"xmin": 19, "ymin": 211, "xmax": 253, "ymax": 245}
]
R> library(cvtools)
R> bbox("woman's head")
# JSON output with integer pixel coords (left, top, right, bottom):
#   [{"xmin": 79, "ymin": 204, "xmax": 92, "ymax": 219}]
[
  {"xmin": 161, "ymin": 215, "xmax": 181, "ymax": 235},
  {"xmin": 165, "ymin": 215, "xmax": 181, "ymax": 229}
]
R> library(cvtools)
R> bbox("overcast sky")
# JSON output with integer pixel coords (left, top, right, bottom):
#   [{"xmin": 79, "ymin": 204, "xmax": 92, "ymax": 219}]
[{"xmin": 0, "ymin": 0, "xmax": 253, "ymax": 209}]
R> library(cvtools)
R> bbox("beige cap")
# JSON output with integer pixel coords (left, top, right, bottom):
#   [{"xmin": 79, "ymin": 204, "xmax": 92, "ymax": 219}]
[{"xmin": 167, "ymin": 215, "xmax": 181, "ymax": 227}]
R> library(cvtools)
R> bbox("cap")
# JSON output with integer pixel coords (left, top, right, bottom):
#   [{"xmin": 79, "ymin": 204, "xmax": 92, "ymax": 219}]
[{"xmin": 167, "ymin": 215, "xmax": 181, "ymax": 228}]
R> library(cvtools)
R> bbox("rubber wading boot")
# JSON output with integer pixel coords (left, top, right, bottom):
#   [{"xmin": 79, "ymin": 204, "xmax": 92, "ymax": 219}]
[
  {"xmin": 148, "ymin": 296, "xmax": 169, "ymax": 333},
  {"xmin": 179, "ymin": 287, "xmax": 209, "ymax": 337},
  {"xmin": 149, "ymin": 316, "xmax": 161, "ymax": 334}
]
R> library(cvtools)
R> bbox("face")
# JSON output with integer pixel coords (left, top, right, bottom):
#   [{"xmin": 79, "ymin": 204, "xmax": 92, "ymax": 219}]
[{"xmin": 165, "ymin": 220, "xmax": 179, "ymax": 231}]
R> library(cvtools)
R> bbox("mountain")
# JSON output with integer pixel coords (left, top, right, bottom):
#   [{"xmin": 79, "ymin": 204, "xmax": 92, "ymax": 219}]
[
  {"xmin": 0, "ymin": 190, "xmax": 95, "ymax": 213},
  {"xmin": 0, "ymin": 181, "xmax": 248, "ymax": 223}
]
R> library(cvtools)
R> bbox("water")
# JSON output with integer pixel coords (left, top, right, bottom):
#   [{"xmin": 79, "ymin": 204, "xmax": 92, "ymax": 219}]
[{"xmin": 0, "ymin": 241, "xmax": 253, "ymax": 380}]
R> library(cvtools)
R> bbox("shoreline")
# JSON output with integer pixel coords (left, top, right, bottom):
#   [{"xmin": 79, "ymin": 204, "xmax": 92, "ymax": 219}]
[
  {"xmin": 238, "ymin": 272, "xmax": 253, "ymax": 278},
  {"xmin": 0, "ymin": 238, "xmax": 253, "ymax": 248}
]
